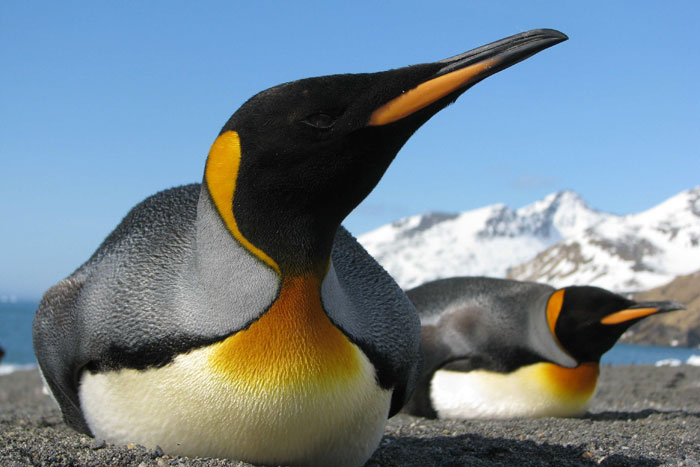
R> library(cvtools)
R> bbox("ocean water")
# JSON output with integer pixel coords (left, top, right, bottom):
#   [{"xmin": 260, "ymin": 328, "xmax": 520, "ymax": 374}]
[
  {"xmin": 600, "ymin": 343, "xmax": 700, "ymax": 366},
  {"xmin": 0, "ymin": 301, "xmax": 37, "ymax": 369},
  {"xmin": 1, "ymin": 301, "xmax": 699, "ymax": 373}
]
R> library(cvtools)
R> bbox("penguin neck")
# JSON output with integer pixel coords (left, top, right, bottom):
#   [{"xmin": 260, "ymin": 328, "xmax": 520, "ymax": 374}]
[
  {"xmin": 202, "ymin": 130, "xmax": 339, "ymax": 278},
  {"xmin": 192, "ymin": 185, "xmax": 340, "ymax": 346},
  {"xmin": 195, "ymin": 184, "xmax": 333, "ymax": 281},
  {"xmin": 194, "ymin": 177, "xmax": 364, "ymax": 387}
]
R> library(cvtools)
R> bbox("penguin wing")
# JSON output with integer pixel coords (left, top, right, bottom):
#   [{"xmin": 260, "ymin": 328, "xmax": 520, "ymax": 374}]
[
  {"xmin": 33, "ymin": 274, "xmax": 92, "ymax": 433},
  {"xmin": 324, "ymin": 227, "xmax": 422, "ymax": 416},
  {"xmin": 33, "ymin": 184, "xmax": 205, "ymax": 433}
]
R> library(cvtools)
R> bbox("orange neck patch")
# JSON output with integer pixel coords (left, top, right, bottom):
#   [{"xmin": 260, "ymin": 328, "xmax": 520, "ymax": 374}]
[
  {"xmin": 208, "ymin": 275, "xmax": 361, "ymax": 390},
  {"xmin": 546, "ymin": 289, "xmax": 564, "ymax": 338},
  {"xmin": 538, "ymin": 362, "xmax": 599, "ymax": 400},
  {"xmin": 546, "ymin": 289, "xmax": 568, "ymax": 351},
  {"xmin": 205, "ymin": 131, "xmax": 280, "ymax": 275}
]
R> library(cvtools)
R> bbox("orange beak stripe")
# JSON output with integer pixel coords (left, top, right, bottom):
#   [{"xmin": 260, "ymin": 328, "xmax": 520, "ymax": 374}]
[
  {"xmin": 368, "ymin": 58, "xmax": 499, "ymax": 126},
  {"xmin": 600, "ymin": 307, "xmax": 659, "ymax": 325}
]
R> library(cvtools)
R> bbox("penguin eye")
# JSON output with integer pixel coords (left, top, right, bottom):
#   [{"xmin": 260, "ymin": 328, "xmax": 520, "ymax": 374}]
[{"xmin": 302, "ymin": 112, "xmax": 336, "ymax": 130}]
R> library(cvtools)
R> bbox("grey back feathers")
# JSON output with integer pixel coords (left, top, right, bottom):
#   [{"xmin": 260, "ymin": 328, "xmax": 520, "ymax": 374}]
[
  {"xmin": 410, "ymin": 277, "xmax": 574, "ymax": 368},
  {"xmin": 412, "ymin": 279, "xmax": 547, "ymax": 359}
]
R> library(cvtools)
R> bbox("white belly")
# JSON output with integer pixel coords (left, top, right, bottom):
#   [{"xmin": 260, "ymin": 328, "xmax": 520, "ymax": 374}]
[
  {"xmin": 430, "ymin": 364, "xmax": 596, "ymax": 420},
  {"xmin": 79, "ymin": 343, "xmax": 391, "ymax": 467}
]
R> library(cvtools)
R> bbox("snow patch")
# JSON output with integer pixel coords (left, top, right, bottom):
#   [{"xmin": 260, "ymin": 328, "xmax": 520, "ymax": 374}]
[
  {"xmin": 0, "ymin": 363, "xmax": 36, "ymax": 375},
  {"xmin": 655, "ymin": 359, "xmax": 682, "ymax": 367}
]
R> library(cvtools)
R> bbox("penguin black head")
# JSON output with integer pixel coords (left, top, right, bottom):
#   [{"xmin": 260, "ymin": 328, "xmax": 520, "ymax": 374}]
[
  {"xmin": 205, "ymin": 29, "xmax": 568, "ymax": 276},
  {"xmin": 547, "ymin": 286, "xmax": 686, "ymax": 363}
]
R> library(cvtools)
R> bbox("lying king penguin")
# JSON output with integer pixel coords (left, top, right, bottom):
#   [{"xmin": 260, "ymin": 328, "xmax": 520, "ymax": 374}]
[
  {"xmin": 402, "ymin": 276, "xmax": 685, "ymax": 420},
  {"xmin": 33, "ymin": 29, "xmax": 567, "ymax": 466}
]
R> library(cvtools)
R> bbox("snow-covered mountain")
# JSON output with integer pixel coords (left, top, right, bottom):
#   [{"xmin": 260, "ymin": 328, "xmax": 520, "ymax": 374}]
[
  {"xmin": 358, "ymin": 187, "xmax": 700, "ymax": 293},
  {"xmin": 358, "ymin": 190, "xmax": 610, "ymax": 289},
  {"xmin": 509, "ymin": 187, "xmax": 700, "ymax": 292}
]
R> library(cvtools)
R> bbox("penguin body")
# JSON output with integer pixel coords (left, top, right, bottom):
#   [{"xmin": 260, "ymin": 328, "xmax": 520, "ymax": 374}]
[
  {"xmin": 403, "ymin": 277, "xmax": 685, "ymax": 420},
  {"xmin": 35, "ymin": 185, "xmax": 403, "ymax": 465},
  {"xmin": 33, "ymin": 29, "xmax": 568, "ymax": 466}
]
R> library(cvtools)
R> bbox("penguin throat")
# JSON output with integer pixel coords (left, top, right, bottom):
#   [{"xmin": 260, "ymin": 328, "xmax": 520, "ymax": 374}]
[
  {"xmin": 204, "ymin": 130, "xmax": 336, "ymax": 276},
  {"xmin": 208, "ymin": 275, "xmax": 362, "ymax": 389},
  {"xmin": 536, "ymin": 362, "xmax": 599, "ymax": 399}
]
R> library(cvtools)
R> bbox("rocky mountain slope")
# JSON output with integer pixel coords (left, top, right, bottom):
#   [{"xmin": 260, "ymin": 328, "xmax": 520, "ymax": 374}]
[
  {"xmin": 622, "ymin": 269, "xmax": 700, "ymax": 348},
  {"xmin": 359, "ymin": 190, "xmax": 611, "ymax": 289},
  {"xmin": 508, "ymin": 187, "xmax": 700, "ymax": 293}
]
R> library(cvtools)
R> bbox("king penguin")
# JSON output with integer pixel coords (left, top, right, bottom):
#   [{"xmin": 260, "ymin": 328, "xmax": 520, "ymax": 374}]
[
  {"xmin": 33, "ymin": 30, "xmax": 567, "ymax": 466},
  {"xmin": 402, "ymin": 276, "xmax": 686, "ymax": 420}
]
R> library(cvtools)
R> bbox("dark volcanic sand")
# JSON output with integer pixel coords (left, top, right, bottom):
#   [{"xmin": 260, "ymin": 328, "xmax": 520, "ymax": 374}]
[{"xmin": 1, "ymin": 365, "xmax": 699, "ymax": 466}]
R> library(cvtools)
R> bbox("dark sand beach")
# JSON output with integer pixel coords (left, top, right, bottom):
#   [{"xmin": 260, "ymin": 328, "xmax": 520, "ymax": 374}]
[{"xmin": 2, "ymin": 365, "xmax": 699, "ymax": 466}]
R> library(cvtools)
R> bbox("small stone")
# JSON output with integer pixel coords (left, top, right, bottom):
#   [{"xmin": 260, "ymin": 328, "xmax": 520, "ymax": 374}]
[{"xmin": 91, "ymin": 438, "xmax": 106, "ymax": 450}]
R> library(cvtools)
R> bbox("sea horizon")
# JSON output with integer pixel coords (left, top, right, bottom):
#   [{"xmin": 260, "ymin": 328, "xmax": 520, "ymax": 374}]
[{"xmin": 3, "ymin": 301, "xmax": 699, "ymax": 374}]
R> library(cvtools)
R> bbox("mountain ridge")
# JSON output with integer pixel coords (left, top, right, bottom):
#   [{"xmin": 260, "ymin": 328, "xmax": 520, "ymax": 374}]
[{"xmin": 358, "ymin": 186, "xmax": 700, "ymax": 294}]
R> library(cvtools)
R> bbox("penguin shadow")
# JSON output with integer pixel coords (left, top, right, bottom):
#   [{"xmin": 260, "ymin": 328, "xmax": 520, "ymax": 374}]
[
  {"xmin": 369, "ymin": 433, "xmax": 658, "ymax": 467},
  {"xmin": 584, "ymin": 408, "xmax": 700, "ymax": 422}
]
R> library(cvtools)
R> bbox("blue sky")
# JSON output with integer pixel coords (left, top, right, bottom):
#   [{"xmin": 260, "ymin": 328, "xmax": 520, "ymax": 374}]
[{"xmin": 1, "ymin": 1, "xmax": 698, "ymax": 300}]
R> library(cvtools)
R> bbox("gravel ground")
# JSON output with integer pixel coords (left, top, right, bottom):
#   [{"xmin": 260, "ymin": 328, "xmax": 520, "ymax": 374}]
[{"xmin": 1, "ymin": 365, "xmax": 699, "ymax": 466}]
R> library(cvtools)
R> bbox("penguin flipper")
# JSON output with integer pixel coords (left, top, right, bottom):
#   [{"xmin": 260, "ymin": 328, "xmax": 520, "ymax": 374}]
[
  {"xmin": 32, "ymin": 275, "xmax": 92, "ymax": 434},
  {"xmin": 401, "ymin": 320, "xmax": 487, "ymax": 418},
  {"xmin": 326, "ymin": 227, "xmax": 422, "ymax": 417},
  {"xmin": 399, "ymin": 323, "xmax": 454, "ymax": 418},
  {"xmin": 32, "ymin": 184, "xmax": 203, "ymax": 434}
]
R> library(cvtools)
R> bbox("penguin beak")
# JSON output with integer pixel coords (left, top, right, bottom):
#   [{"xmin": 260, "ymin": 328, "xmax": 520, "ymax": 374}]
[
  {"xmin": 600, "ymin": 300, "xmax": 686, "ymax": 325},
  {"xmin": 368, "ymin": 28, "xmax": 568, "ymax": 126}
]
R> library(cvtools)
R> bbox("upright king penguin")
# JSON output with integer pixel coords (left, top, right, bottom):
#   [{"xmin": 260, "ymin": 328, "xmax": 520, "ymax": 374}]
[
  {"xmin": 402, "ymin": 277, "xmax": 685, "ymax": 420},
  {"xmin": 33, "ymin": 30, "xmax": 567, "ymax": 466}
]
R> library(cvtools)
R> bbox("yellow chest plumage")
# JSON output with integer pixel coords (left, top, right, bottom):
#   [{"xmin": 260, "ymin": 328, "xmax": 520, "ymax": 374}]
[{"xmin": 209, "ymin": 275, "xmax": 363, "ymax": 389}]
